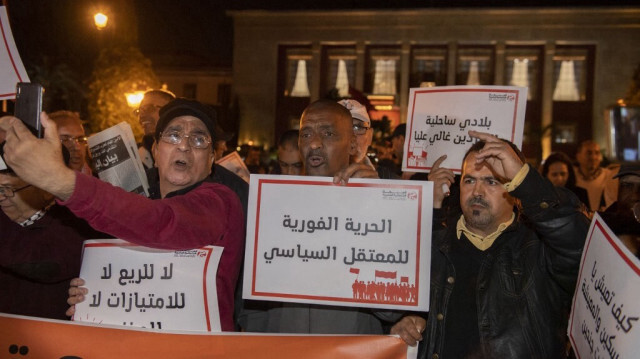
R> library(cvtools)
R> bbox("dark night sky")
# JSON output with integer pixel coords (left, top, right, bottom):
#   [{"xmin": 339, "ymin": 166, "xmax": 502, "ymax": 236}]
[{"xmin": 6, "ymin": 0, "xmax": 639, "ymax": 82}]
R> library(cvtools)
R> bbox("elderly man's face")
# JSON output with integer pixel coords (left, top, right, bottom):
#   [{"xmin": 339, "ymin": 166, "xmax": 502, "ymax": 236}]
[
  {"xmin": 278, "ymin": 144, "xmax": 303, "ymax": 176},
  {"xmin": 299, "ymin": 107, "xmax": 354, "ymax": 177},
  {"xmin": 459, "ymin": 152, "xmax": 516, "ymax": 236},
  {"xmin": 138, "ymin": 93, "xmax": 171, "ymax": 135},
  {"xmin": 352, "ymin": 119, "xmax": 373, "ymax": 163},
  {"xmin": 57, "ymin": 119, "xmax": 87, "ymax": 171},
  {"xmin": 153, "ymin": 116, "xmax": 214, "ymax": 197},
  {"xmin": 576, "ymin": 143, "xmax": 602, "ymax": 172}
]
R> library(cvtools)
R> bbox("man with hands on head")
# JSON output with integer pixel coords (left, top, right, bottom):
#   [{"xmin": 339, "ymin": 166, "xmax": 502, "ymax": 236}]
[
  {"xmin": 0, "ymin": 99, "xmax": 244, "ymax": 331},
  {"xmin": 392, "ymin": 131, "xmax": 589, "ymax": 358}
]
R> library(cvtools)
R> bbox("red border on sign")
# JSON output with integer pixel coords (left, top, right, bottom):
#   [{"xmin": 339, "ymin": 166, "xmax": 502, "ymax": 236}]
[
  {"xmin": 405, "ymin": 88, "xmax": 521, "ymax": 173},
  {"xmin": 80, "ymin": 241, "xmax": 216, "ymax": 331},
  {"xmin": 251, "ymin": 178, "xmax": 423, "ymax": 307}
]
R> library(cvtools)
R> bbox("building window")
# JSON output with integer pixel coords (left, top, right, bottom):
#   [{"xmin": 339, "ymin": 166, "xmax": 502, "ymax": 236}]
[
  {"xmin": 456, "ymin": 46, "xmax": 495, "ymax": 85},
  {"xmin": 505, "ymin": 46, "xmax": 543, "ymax": 101},
  {"xmin": 552, "ymin": 47, "xmax": 589, "ymax": 102},
  {"xmin": 283, "ymin": 48, "xmax": 312, "ymax": 97},
  {"xmin": 410, "ymin": 46, "xmax": 447, "ymax": 88},
  {"xmin": 365, "ymin": 46, "xmax": 401, "ymax": 96},
  {"xmin": 321, "ymin": 45, "xmax": 356, "ymax": 98}
]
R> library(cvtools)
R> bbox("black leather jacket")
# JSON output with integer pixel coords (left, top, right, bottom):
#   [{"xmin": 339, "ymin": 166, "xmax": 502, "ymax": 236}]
[{"xmin": 420, "ymin": 166, "xmax": 590, "ymax": 359}]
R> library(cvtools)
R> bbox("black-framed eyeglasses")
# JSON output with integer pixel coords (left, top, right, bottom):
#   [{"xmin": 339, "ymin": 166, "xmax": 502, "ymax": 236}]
[
  {"xmin": 353, "ymin": 124, "xmax": 372, "ymax": 135},
  {"xmin": 133, "ymin": 104, "xmax": 163, "ymax": 116},
  {"xmin": 0, "ymin": 184, "xmax": 31, "ymax": 198},
  {"xmin": 60, "ymin": 135, "xmax": 88, "ymax": 146},
  {"xmin": 159, "ymin": 130, "xmax": 212, "ymax": 149}
]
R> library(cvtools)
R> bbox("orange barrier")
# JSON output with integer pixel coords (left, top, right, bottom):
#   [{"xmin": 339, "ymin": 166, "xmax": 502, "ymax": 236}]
[{"xmin": 0, "ymin": 314, "xmax": 412, "ymax": 358}]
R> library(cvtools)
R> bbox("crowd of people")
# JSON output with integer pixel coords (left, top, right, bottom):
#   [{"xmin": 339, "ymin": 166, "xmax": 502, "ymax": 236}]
[{"xmin": 1, "ymin": 91, "xmax": 638, "ymax": 358}]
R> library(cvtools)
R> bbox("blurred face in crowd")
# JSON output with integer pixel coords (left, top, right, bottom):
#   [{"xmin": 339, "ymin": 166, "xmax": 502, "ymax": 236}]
[
  {"xmin": 56, "ymin": 117, "xmax": 88, "ymax": 172},
  {"xmin": 546, "ymin": 161, "xmax": 569, "ymax": 187},
  {"xmin": 460, "ymin": 152, "xmax": 515, "ymax": 237},
  {"xmin": 153, "ymin": 116, "xmax": 214, "ymax": 197},
  {"xmin": 576, "ymin": 142, "xmax": 602, "ymax": 174},
  {"xmin": 299, "ymin": 102, "xmax": 355, "ymax": 177},
  {"xmin": 391, "ymin": 135, "xmax": 404, "ymax": 159},
  {"xmin": 0, "ymin": 172, "xmax": 50, "ymax": 223},
  {"xmin": 618, "ymin": 175, "xmax": 640, "ymax": 212},
  {"xmin": 138, "ymin": 93, "xmax": 171, "ymax": 135},
  {"xmin": 214, "ymin": 140, "xmax": 228, "ymax": 161},
  {"xmin": 352, "ymin": 118, "xmax": 373, "ymax": 163},
  {"xmin": 277, "ymin": 143, "xmax": 303, "ymax": 176}
]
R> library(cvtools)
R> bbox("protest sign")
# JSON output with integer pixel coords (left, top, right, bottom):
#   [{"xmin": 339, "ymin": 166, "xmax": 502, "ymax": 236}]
[
  {"xmin": 217, "ymin": 151, "xmax": 251, "ymax": 183},
  {"xmin": 568, "ymin": 213, "xmax": 640, "ymax": 359},
  {"xmin": 243, "ymin": 175, "xmax": 432, "ymax": 311},
  {"xmin": 403, "ymin": 85, "xmax": 527, "ymax": 174},
  {"xmin": 0, "ymin": 313, "xmax": 417, "ymax": 359},
  {"xmin": 0, "ymin": 6, "xmax": 29, "ymax": 99},
  {"xmin": 74, "ymin": 239, "xmax": 223, "ymax": 332}
]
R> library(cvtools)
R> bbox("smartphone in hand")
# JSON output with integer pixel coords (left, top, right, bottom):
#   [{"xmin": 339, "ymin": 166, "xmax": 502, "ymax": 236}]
[{"xmin": 14, "ymin": 82, "xmax": 44, "ymax": 138}]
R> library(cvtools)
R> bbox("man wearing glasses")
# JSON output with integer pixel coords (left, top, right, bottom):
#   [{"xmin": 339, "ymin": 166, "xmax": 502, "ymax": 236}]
[
  {"xmin": 48, "ymin": 111, "xmax": 90, "ymax": 174},
  {"xmin": 0, "ymin": 98, "xmax": 245, "ymax": 331}
]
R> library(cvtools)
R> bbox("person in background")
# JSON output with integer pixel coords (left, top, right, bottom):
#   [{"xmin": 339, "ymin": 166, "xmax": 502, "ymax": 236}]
[
  {"xmin": 273, "ymin": 129, "xmax": 303, "ymax": 176},
  {"xmin": 135, "ymin": 89, "xmax": 176, "ymax": 169},
  {"xmin": 574, "ymin": 140, "xmax": 618, "ymax": 211},
  {"xmin": 48, "ymin": 111, "xmax": 91, "ymax": 175},
  {"xmin": 540, "ymin": 152, "xmax": 590, "ymax": 210},
  {"xmin": 0, "ymin": 99, "xmax": 245, "ymax": 331},
  {"xmin": 599, "ymin": 163, "xmax": 640, "ymax": 257}
]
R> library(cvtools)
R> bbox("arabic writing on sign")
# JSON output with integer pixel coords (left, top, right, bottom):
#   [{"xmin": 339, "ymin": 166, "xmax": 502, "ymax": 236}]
[
  {"xmin": 579, "ymin": 260, "xmax": 639, "ymax": 359},
  {"xmin": 263, "ymin": 244, "xmax": 410, "ymax": 266},
  {"xmin": 87, "ymin": 262, "xmax": 185, "ymax": 320},
  {"xmin": 282, "ymin": 214, "xmax": 391, "ymax": 236}
]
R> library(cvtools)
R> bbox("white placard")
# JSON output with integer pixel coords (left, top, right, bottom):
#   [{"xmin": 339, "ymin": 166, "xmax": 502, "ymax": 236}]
[
  {"xmin": 74, "ymin": 239, "xmax": 223, "ymax": 332},
  {"xmin": 243, "ymin": 175, "xmax": 432, "ymax": 311},
  {"xmin": 568, "ymin": 214, "xmax": 640, "ymax": 358},
  {"xmin": 403, "ymin": 85, "xmax": 527, "ymax": 174},
  {"xmin": 0, "ymin": 6, "xmax": 30, "ymax": 99}
]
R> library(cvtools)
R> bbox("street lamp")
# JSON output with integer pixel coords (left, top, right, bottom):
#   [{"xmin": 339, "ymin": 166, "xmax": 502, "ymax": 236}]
[
  {"xmin": 94, "ymin": 12, "xmax": 108, "ymax": 30},
  {"xmin": 125, "ymin": 90, "xmax": 145, "ymax": 108}
]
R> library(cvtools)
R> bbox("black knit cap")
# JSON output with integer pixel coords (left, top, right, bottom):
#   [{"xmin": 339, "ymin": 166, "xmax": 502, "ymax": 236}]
[{"xmin": 155, "ymin": 98, "xmax": 218, "ymax": 142}]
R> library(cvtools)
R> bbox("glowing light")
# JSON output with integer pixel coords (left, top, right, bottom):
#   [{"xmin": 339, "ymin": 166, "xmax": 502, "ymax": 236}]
[{"xmin": 94, "ymin": 13, "xmax": 108, "ymax": 30}]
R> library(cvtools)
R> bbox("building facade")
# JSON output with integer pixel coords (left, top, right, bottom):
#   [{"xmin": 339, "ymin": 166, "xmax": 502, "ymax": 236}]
[{"xmin": 230, "ymin": 7, "xmax": 640, "ymax": 162}]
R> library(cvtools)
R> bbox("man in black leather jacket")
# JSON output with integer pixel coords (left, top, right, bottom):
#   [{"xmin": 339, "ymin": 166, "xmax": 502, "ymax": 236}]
[{"xmin": 391, "ymin": 131, "xmax": 589, "ymax": 359}]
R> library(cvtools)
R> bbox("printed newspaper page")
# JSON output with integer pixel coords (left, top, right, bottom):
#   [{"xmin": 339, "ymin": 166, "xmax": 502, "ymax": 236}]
[{"xmin": 88, "ymin": 122, "xmax": 149, "ymax": 196}]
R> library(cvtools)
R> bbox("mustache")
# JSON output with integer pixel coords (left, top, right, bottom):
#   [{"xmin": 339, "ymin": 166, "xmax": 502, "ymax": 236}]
[
  {"xmin": 467, "ymin": 197, "xmax": 489, "ymax": 208},
  {"xmin": 306, "ymin": 149, "xmax": 326, "ymax": 160}
]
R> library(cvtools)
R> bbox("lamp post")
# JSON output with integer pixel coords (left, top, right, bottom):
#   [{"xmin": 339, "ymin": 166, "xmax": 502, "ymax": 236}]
[{"xmin": 125, "ymin": 90, "xmax": 145, "ymax": 108}]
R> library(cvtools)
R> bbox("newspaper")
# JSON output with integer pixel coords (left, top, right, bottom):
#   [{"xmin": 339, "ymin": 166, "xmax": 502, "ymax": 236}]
[
  {"xmin": 217, "ymin": 151, "xmax": 250, "ymax": 183},
  {"xmin": 88, "ymin": 122, "xmax": 149, "ymax": 196}
]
